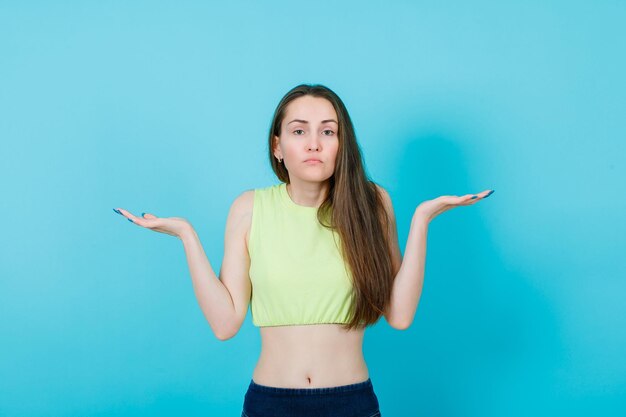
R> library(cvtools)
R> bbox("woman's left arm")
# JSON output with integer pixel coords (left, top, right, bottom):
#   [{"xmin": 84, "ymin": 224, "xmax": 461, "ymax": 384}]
[{"xmin": 377, "ymin": 185, "xmax": 494, "ymax": 330}]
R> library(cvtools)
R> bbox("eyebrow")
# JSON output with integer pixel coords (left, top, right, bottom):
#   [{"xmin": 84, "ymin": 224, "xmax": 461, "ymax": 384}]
[{"xmin": 287, "ymin": 119, "xmax": 338, "ymax": 125}]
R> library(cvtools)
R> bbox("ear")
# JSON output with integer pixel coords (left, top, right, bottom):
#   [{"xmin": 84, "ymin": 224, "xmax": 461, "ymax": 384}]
[{"xmin": 273, "ymin": 135, "xmax": 281, "ymax": 157}]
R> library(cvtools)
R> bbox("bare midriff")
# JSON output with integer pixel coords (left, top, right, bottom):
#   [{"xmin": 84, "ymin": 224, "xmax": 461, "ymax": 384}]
[{"xmin": 252, "ymin": 323, "xmax": 369, "ymax": 389}]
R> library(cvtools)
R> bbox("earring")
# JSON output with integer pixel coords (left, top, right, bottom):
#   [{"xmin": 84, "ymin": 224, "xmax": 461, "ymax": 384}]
[{"xmin": 277, "ymin": 157, "xmax": 283, "ymax": 163}]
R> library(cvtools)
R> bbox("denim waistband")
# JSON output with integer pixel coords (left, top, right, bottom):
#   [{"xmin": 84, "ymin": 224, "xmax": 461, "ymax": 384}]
[{"xmin": 248, "ymin": 378, "xmax": 373, "ymax": 396}]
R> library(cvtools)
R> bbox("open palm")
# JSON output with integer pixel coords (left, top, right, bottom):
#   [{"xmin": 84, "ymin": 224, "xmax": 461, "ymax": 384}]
[
  {"xmin": 112, "ymin": 208, "xmax": 191, "ymax": 239},
  {"xmin": 416, "ymin": 189, "xmax": 494, "ymax": 223}
]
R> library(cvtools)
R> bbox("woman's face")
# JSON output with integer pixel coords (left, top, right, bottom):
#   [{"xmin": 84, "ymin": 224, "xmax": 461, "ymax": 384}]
[{"xmin": 274, "ymin": 95, "xmax": 339, "ymax": 183}]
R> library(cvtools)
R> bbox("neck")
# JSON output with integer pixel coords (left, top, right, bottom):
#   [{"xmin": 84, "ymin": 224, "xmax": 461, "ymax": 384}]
[{"xmin": 286, "ymin": 180, "xmax": 329, "ymax": 208}]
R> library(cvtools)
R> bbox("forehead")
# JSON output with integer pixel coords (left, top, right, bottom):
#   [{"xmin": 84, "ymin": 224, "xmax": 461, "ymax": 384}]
[{"xmin": 283, "ymin": 96, "xmax": 337, "ymax": 122}]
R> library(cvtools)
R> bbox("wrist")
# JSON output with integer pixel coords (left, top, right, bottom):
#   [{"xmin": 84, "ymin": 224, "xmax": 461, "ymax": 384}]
[
  {"xmin": 179, "ymin": 224, "xmax": 197, "ymax": 243},
  {"xmin": 412, "ymin": 209, "xmax": 431, "ymax": 227}
]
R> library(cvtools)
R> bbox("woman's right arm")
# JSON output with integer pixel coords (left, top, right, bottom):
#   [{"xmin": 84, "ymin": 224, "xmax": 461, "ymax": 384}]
[
  {"xmin": 114, "ymin": 190, "xmax": 253, "ymax": 341},
  {"xmin": 178, "ymin": 191, "xmax": 253, "ymax": 341}
]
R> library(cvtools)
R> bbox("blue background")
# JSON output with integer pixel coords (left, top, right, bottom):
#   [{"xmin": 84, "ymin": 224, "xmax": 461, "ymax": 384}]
[{"xmin": 1, "ymin": 1, "xmax": 624, "ymax": 416}]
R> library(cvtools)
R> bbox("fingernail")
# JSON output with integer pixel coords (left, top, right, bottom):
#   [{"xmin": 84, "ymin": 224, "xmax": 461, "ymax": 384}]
[
  {"xmin": 471, "ymin": 195, "xmax": 477, "ymax": 199},
  {"xmin": 141, "ymin": 212, "xmax": 146, "ymax": 217},
  {"xmin": 113, "ymin": 208, "xmax": 121, "ymax": 215},
  {"xmin": 128, "ymin": 218, "xmax": 134, "ymax": 223},
  {"xmin": 484, "ymin": 190, "xmax": 495, "ymax": 198}
]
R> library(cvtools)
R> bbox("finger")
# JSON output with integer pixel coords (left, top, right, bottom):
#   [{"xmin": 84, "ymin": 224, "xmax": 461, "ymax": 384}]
[
  {"xmin": 449, "ymin": 195, "xmax": 477, "ymax": 206},
  {"xmin": 115, "ymin": 208, "xmax": 145, "ymax": 225},
  {"xmin": 114, "ymin": 207, "xmax": 129, "ymax": 215},
  {"xmin": 471, "ymin": 189, "xmax": 494, "ymax": 200},
  {"xmin": 113, "ymin": 207, "xmax": 133, "ymax": 219},
  {"xmin": 141, "ymin": 212, "xmax": 158, "ymax": 219},
  {"xmin": 463, "ymin": 194, "xmax": 478, "ymax": 202},
  {"xmin": 441, "ymin": 195, "xmax": 474, "ymax": 205},
  {"xmin": 457, "ymin": 194, "xmax": 480, "ymax": 205},
  {"xmin": 481, "ymin": 189, "xmax": 495, "ymax": 198}
]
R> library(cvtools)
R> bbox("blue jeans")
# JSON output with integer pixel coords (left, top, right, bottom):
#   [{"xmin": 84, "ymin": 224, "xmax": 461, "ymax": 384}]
[{"xmin": 241, "ymin": 378, "xmax": 381, "ymax": 417}]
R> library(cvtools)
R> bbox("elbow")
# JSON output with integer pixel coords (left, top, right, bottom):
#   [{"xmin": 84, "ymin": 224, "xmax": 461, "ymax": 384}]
[
  {"xmin": 214, "ymin": 322, "xmax": 239, "ymax": 341},
  {"xmin": 214, "ymin": 329, "xmax": 235, "ymax": 341},
  {"xmin": 391, "ymin": 319, "xmax": 412, "ymax": 331},
  {"xmin": 388, "ymin": 304, "xmax": 420, "ymax": 330},
  {"xmin": 385, "ymin": 311, "xmax": 409, "ymax": 330},
  {"xmin": 387, "ymin": 312, "xmax": 414, "ymax": 330},
  {"xmin": 215, "ymin": 333, "xmax": 233, "ymax": 341}
]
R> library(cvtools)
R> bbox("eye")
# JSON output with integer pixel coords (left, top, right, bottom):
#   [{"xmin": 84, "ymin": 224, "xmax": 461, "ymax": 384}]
[
  {"xmin": 293, "ymin": 129, "xmax": 304, "ymax": 135},
  {"xmin": 322, "ymin": 129, "xmax": 335, "ymax": 136}
]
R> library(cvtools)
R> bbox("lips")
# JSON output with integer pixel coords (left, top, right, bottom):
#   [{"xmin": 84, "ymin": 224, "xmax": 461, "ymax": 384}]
[{"xmin": 304, "ymin": 159, "xmax": 322, "ymax": 163}]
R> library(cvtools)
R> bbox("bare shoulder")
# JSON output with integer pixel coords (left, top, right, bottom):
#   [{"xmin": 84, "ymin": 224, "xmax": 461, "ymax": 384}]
[
  {"xmin": 232, "ymin": 189, "xmax": 255, "ymax": 214},
  {"xmin": 228, "ymin": 189, "xmax": 255, "ymax": 248}
]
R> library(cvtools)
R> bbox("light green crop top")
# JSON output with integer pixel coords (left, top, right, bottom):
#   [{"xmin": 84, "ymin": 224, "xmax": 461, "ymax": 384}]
[{"xmin": 248, "ymin": 183, "xmax": 355, "ymax": 327}]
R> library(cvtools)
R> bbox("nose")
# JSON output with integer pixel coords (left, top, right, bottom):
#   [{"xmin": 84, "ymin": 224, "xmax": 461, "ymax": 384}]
[{"xmin": 307, "ymin": 134, "xmax": 321, "ymax": 151}]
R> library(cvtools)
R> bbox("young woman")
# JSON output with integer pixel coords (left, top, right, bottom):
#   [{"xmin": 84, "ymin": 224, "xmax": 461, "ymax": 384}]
[{"xmin": 113, "ymin": 84, "xmax": 494, "ymax": 417}]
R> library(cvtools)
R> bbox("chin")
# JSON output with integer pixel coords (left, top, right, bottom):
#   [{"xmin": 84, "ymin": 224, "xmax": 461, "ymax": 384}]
[{"xmin": 296, "ymin": 172, "xmax": 334, "ymax": 183}]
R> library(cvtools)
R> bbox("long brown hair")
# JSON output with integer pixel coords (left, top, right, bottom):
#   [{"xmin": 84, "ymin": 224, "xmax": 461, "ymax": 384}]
[{"xmin": 268, "ymin": 83, "xmax": 395, "ymax": 331}]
